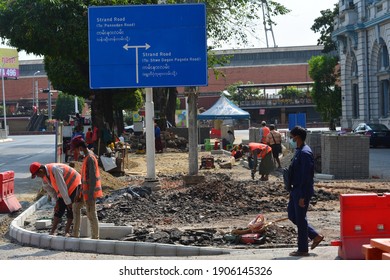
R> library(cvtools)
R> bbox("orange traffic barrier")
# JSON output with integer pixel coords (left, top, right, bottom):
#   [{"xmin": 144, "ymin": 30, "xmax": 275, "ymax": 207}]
[
  {"xmin": 337, "ymin": 193, "xmax": 390, "ymax": 259},
  {"xmin": 0, "ymin": 171, "xmax": 22, "ymax": 213}
]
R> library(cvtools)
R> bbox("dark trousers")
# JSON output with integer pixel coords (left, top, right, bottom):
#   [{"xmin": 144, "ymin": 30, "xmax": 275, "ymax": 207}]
[
  {"xmin": 287, "ymin": 189, "xmax": 318, "ymax": 252},
  {"xmin": 54, "ymin": 189, "xmax": 77, "ymax": 219}
]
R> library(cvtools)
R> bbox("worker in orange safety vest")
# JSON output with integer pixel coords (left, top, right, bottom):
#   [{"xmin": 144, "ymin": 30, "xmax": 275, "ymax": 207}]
[
  {"xmin": 242, "ymin": 142, "xmax": 274, "ymax": 181},
  {"xmin": 259, "ymin": 121, "xmax": 270, "ymax": 144},
  {"xmin": 70, "ymin": 136, "xmax": 103, "ymax": 239},
  {"xmin": 30, "ymin": 162, "xmax": 81, "ymax": 236}
]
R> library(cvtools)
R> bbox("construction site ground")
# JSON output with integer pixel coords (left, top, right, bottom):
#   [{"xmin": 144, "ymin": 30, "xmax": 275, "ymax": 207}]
[{"xmin": 5, "ymin": 148, "xmax": 390, "ymax": 253}]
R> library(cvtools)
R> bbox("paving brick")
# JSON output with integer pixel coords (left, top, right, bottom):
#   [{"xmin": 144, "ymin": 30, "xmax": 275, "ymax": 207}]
[
  {"xmin": 100, "ymin": 225, "xmax": 133, "ymax": 240},
  {"xmin": 29, "ymin": 232, "xmax": 41, "ymax": 247},
  {"xmin": 20, "ymin": 230, "xmax": 31, "ymax": 245},
  {"xmin": 40, "ymin": 235, "xmax": 53, "ymax": 249},
  {"xmin": 51, "ymin": 236, "xmax": 66, "ymax": 251},
  {"xmin": 96, "ymin": 240, "xmax": 116, "ymax": 254},
  {"xmin": 35, "ymin": 219, "xmax": 52, "ymax": 230},
  {"xmin": 79, "ymin": 239, "xmax": 97, "ymax": 253},
  {"xmin": 64, "ymin": 238, "xmax": 80, "ymax": 251},
  {"xmin": 176, "ymin": 245, "xmax": 200, "ymax": 256},
  {"xmin": 134, "ymin": 242, "xmax": 156, "ymax": 256},
  {"xmin": 155, "ymin": 244, "xmax": 178, "ymax": 256},
  {"xmin": 115, "ymin": 241, "xmax": 135, "ymax": 256}
]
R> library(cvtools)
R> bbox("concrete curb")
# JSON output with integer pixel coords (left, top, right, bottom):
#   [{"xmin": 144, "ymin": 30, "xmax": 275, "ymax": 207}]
[{"xmin": 9, "ymin": 196, "xmax": 230, "ymax": 257}]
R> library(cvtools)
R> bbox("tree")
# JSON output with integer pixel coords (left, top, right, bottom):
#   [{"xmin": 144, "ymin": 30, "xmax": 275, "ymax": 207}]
[
  {"xmin": 53, "ymin": 92, "xmax": 85, "ymax": 121},
  {"xmin": 278, "ymin": 86, "xmax": 306, "ymax": 99},
  {"xmin": 226, "ymin": 81, "xmax": 261, "ymax": 104},
  {"xmin": 0, "ymin": 0, "xmax": 289, "ymax": 152},
  {"xmin": 311, "ymin": 3, "xmax": 339, "ymax": 54},
  {"xmin": 308, "ymin": 55, "xmax": 341, "ymax": 130}
]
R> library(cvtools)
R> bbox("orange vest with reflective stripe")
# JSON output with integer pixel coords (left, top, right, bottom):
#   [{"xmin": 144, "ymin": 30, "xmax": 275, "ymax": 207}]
[
  {"xmin": 44, "ymin": 163, "xmax": 81, "ymax": 197},
  {"xmin": 248, "ymin": 142, "xmax": 272, "ymax": 159},
  {"xmin": 261, "ymin": 126, "xmax": 270, "ymax": 144},
  {"xmin": 81, "ymin": 153, "xmax": 103, "ymax": 200}
]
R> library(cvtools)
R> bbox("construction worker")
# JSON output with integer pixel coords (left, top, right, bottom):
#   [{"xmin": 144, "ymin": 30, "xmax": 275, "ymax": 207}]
[
  {"xmin": 266, "ymin": 124, "xmax": 283, "ymax": 169},
  {"xmin": 242, "ymin": 142, "xmax": 274, "ymax": 181},
  {"xmin": 70, "ymin": 136, "xmax": 103, "ymax": 239},
  {"xmin": 30, "ymin": 162, "xmax": 81, "ymax": 236},
  {"xmin": 259, "ymin": 121, "xmax": 270, "ymax": 144}
]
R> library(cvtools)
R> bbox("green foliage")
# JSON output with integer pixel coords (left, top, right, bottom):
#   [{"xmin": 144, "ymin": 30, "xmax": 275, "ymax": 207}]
[
  {"xmin": 278, "ymin": 86, "xmax": 306, "ymax": 99},
  {"xmin": 53, "ymin": 92, "xmax": 85, "ymax": 121},
  {"xmin": 311, "ymin": 3, "xmax": 339, "ymax": 53},
  {"xmin": 226, "ymin": 81, "xmax": 261, "ymax": 104},
  {"xmin": 308, "ymin": 55, "xmax": 341, "ymax": 130},
  {"xmin": 112, "ymin": 89, "xmax": 144, "ymax": 111}
]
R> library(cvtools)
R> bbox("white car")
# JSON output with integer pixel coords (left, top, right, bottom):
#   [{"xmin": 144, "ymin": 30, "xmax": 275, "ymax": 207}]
[{"xmin": 125, "ymin": 121, "xmax": 174, "ymax": 133}]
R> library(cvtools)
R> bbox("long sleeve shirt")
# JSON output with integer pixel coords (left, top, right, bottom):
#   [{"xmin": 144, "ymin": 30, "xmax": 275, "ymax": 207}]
[
  {"xmin": 42, "ymin": 165, "xmax": 73, "ymax": 205},
  {"xmin": 290, "ymin": 144, "xmax": 314, "ymax": 199}
]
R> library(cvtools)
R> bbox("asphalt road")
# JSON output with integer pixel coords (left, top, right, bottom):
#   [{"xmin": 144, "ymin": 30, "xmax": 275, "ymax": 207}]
[{"xmin": 0, "ymin": 135, "xmax": 56, "ymax": 202}]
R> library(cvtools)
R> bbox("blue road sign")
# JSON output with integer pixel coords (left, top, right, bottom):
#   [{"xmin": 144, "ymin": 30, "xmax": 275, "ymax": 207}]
[{"xmin": 88, "ymin": 4, "xmax": 207, "ymax": 89}]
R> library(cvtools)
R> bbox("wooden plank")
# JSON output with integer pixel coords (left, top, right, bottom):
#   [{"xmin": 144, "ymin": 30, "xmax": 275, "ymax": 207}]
[
  {"xmin": 381, "ymin": 252, "xmax": 390, "ymax": 260},
  {"xmin": 370, "ymin": 238, "xmax": 390, "ymax": 253},
  {"xmin": 362, "ymin": 244, "xmax": 383, "ymax": 260}
]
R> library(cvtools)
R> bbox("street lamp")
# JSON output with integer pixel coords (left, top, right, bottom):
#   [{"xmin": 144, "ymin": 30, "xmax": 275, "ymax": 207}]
[
  {"xmin": 2, "ymin": 56, "xmax": 17, "ymax": 138},
  {"xmin": 33, "ymin": 71, "xmax": 40, "ymax": 112}
]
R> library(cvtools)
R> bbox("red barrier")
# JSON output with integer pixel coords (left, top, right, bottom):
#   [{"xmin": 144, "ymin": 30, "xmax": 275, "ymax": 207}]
[
  {"xmin": 335, "ymin": 193, "xmax": 390, "ymax": 260},
  {"xmin": 0, "ymin": 171, "xmax": 22, "ymax": 213}
]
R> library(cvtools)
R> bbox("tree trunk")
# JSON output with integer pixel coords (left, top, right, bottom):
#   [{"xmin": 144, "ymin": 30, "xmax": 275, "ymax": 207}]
[
  {"xmin": 91, "ymin": 90, "xmax": 114, "ymax": 156},
  {"xmin": 153, "ymin": 87, "xmax": 177, "ymax": 129},
  {"xmin": 166, "ymin": 87, "xmax": 178, "ymax": 126}
]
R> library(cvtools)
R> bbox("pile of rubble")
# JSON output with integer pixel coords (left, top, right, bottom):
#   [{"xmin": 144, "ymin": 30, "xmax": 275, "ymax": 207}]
[
  {"xmin": 95, "ymin": 173, "xmax": 339, "ymax": 248},
  {"xmin": 124, "ymin": 130, "xmax": 188, "ymax": 151}
]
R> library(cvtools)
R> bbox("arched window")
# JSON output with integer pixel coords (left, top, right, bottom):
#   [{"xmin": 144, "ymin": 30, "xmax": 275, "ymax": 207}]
[
  {"xmin": 351, "ymin": 54, "xmax": 358, "ymax": 77},
  {"xmin": 351, "ymin": 54, "xmax": 359, "ymax": 118},
  {"xmin": 377, "ymin": 40, "xmax": 390, "ymax": 117},
  {"xmin": 378, "ymin": 41, "xmax": 389, "ymax": 71}
]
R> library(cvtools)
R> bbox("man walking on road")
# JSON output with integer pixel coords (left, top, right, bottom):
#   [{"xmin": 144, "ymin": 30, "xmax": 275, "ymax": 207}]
[
  {"xmin": 287, "ymin": 126, "xmax": 324, "ymax": 256},
  {"xmin": 30, "ymin": 162, "xmax": 81, "ymax": 236}
]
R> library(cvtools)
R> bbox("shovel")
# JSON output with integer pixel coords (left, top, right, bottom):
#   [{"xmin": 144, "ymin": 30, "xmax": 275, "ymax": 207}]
[
  {"xmin": 231, "ymin": 217, "xmax": 289, "ymax": 235},
  {"xmin": 258, "ymin": 217, "xmax": 289, "ymax": 232}
]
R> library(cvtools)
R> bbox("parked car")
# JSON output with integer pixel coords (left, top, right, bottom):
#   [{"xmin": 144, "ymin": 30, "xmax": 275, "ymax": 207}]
[
  {"xmin": 124, "ymin": 120, "xmax": 174, "ymax": 134},
  {"xmin": 352, "ymin": 123, "xmax": 390, "ymax": 148},
  {"xmin": 124, "ymin": 122, "xmax": 144, "ymax": 134}
]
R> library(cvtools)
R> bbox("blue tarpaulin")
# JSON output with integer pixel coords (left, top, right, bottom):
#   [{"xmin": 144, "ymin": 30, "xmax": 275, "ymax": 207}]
[{"xmin": 198, "ymin": 95, "xmax": 250, "ymax": 120}]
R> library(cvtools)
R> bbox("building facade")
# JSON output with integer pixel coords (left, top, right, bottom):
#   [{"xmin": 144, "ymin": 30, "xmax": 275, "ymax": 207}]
[
  {"xmin": 3, "ymin": 46, "xmax": 323, "ymax": 130},
  {"xmin": 179, "ymin": 45, "xmax": 324, "ymax": 126},
  {"xmin": 334, "ymin": 0, "xmax": 390, "ymax": 129}
]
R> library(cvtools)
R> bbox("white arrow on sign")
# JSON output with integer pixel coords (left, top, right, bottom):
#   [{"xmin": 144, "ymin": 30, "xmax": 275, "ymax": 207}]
[{"xmin": 123, "ymin": 43, "xmax": 151, "ymax": 84}]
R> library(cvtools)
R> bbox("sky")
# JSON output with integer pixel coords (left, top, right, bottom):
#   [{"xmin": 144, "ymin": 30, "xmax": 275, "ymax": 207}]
[
  {"xmin": 220, "ymin": 0, "xmax": 338, "ymax": 49},
  {"xmin": 2, "ymin": 0, "xmax": 339, "ymax": 60}
]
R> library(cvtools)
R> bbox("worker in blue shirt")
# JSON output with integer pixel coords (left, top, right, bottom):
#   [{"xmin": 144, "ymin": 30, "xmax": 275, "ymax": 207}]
[
  {"xmin": 154, "ymin": 122, "xmax": 163, "ymax": 153},
  {"xmin": 287, "ymin": 126, "xmax": 324, "ymax": 257}
]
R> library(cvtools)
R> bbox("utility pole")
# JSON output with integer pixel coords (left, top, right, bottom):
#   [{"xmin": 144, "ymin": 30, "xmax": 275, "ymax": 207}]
[{"xmin": 185, "ymin": 86, "xmax": 199, "ymax": 175}]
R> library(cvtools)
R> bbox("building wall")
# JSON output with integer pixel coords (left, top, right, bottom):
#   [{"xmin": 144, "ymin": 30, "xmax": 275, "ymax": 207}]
[{"xmin": 334, "ymin": 0, "xmax": 390, "ymax": 129}]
